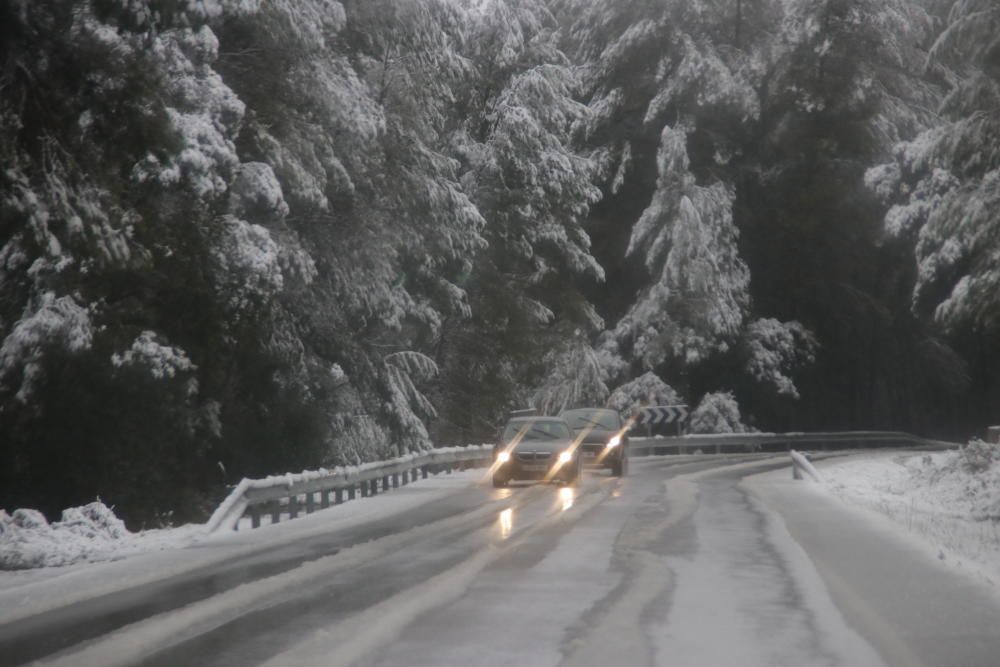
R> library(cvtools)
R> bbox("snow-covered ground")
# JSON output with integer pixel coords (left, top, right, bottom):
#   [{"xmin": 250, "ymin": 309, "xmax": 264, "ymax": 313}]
[
  {"xmin": 7, "ymin": 454, "xmax": 1000, "ymax": 667},
  {"xmin": 813, "ymin": 445, "xmax": 1000, "ymax": 585},
  {"xmin": 0, "ymin": 470, "xmax": 484, "ymax": 624},
  {"xmin": 0, "ymin": 503, "xmax": 203, "ymax": 571},
  {"xmin": 745, "ymin": 452, "xmax": 1000, "ymax": 667},
  {"xmin": 0, "ymin": 463, "xmax": 489, "ymax": 573}
]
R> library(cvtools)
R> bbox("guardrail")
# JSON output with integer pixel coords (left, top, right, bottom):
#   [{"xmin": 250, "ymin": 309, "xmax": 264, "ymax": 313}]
[
  {"xmin": 207, "ymin": 431, "xmax": 958, "ymax": 534},
  {"xmin": 628, "ymin": 430, "xmax": 956, "ymax": 456},
  {"xmin": 206, "ymin": 445, "xmax": 493, "ymax": 534}
]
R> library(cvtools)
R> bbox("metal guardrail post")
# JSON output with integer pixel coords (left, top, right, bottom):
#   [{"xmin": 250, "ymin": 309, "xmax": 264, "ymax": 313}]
[
  {"xmin": 790, "ymin": 450, "xmax": 822, "ymax": 482},
  {"xmin": 270, "ymin": 500, "xmax": 280, "ymax": 525}
]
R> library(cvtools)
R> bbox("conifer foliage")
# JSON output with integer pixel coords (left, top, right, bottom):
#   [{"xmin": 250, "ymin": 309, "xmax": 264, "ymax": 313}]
[{"xmin": 0, "ymin": 0, "xmax": 996, "ymax": 522}]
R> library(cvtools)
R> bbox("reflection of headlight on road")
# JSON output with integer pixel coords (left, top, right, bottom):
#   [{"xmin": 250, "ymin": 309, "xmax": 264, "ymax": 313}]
[
  {"xmin": 559, "ymin": 487, "xmax": 574, "ymax": 511},
  {"xmin": 606, "ymin": 435, "xmax": 621, "ymax": 448},
  {"xmin": 497, "ymin": 451, "xmax": 511, "ymax": 463},
  {"xmin": 558, "ymin": 450, "xmax": 573, "ymax": 464},
  {"xmin": 499, "ymin": 508, "xmax": 513, "ymax": 539}
]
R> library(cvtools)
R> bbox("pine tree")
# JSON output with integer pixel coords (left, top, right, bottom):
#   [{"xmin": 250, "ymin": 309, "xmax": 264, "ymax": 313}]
[{"xmin": 432, "ymin": 0, "xmax": 606, "ymax": 441}]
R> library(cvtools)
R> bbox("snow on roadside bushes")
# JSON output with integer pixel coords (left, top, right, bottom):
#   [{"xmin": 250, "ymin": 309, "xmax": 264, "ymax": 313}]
[
  {"xmin": 3, "ymin": 447, "xmax": 493, "ymax": 569},
  {"xmin": 906, "ymin": 440, "xmax": 1000, "ymax": 520},
  {"xmin": 821, "ymin": 441, "xmax": 1000, "ymax": 582},
  {"xmin": 688, "ymin": 391, "xmax": 751, "ymax": 434},
  {"xmin": 1, "ymin": 503, "xmax": 127, "ymax": 570},
  {"xmin": 0, "ymin": 502, "xmax": 196, "ymax": 570}
]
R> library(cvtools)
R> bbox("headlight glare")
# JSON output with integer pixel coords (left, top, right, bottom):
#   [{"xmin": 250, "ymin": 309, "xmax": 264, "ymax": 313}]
[
  {"xmin": 497, "ymin": 451, "xmax": 511, "ymax": 463},
  {"xmin": 607, "ymin": 435, "xmax": 621, "ymax": 448},
  {"xmin": 558, "ymin": 450, "xmax": 573, "ymax": 464}
]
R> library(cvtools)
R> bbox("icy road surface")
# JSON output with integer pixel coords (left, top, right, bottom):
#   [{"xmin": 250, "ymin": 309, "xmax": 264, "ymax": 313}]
[{"xmin": 6, "ymin": 454, "xmax": 1000, "ymax": 667}]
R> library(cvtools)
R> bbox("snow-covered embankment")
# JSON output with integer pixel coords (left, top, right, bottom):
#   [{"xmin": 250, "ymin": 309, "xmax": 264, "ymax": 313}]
[{"xmin": 818, "ymin": 442, "xmax": 1000, "ymax": 582}]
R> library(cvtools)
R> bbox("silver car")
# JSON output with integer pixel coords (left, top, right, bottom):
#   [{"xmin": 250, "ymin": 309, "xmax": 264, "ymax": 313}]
[
  {"xmin": 559, "ymin": 408, "xmax": 629, "ymax": 476},
  {"xmin": 492, "ymin": 416, "xmax": 582, "ymax": 488}
]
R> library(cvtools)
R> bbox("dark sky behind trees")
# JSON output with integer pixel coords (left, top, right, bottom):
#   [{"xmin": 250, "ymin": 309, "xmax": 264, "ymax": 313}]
[{"xmin": 1, "ymin": 0, "xmax": 996, "ymax": 524}]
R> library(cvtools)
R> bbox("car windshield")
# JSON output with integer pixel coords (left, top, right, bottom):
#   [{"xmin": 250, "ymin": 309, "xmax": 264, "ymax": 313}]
[
  {"xmin": 502, "ymin": 420, "xmax": 571, "ymax": 442},
  {"xmin": 561, "ymin": 409, "xmax": 619, "ymax": 431}
]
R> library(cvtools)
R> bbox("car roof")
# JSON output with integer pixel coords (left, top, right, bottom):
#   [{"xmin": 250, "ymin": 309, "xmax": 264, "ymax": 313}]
[
  {"xmin": 560, "ymin": 407, "xmax": 617, "ymax": 415},
  {"xmin": 505, "ymin": 416, "xmax": 568, "ymax": 424}
]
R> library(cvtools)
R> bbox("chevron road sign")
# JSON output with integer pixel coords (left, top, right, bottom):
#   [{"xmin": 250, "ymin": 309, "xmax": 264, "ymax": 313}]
[{"xmin": 635, "ymin": 405, "xmax": 689, "ymax": 425}]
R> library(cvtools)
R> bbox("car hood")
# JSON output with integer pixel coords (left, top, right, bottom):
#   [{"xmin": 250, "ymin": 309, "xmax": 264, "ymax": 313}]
[{"xmin": 509, "ymin": 438, "xmax": 572, "ymax": 454}]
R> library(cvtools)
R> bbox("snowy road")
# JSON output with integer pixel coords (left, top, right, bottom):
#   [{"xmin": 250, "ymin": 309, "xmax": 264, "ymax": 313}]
[{"xmin": 6, "ymin": 454, "xmax": 1000, "ymax": 667}]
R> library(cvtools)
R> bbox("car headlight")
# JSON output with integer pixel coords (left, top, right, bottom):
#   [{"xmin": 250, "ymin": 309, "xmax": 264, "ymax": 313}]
[
  {"xmin": 606, "ymin": 435, "xmax": 621, "ymax": 448},
  {"xmin": 558, "ymin": 450, "xmax": 573, "ymax": 464},
  {"xmin": 497, "ymin": 451, "xmax": 511, "ymax": 463}
]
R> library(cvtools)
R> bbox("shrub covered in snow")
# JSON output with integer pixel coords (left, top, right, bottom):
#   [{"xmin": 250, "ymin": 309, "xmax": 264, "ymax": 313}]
[
  {"xmin": 0, "ymin": 293, "xmax": 94, "ymax": 402},
  {"xmin": 957, "ymin": 439, "xmax": 1000, "ymax": 476},
  {"xmin": 111, "ymin": 331, "xmax": 197, "ymax": 381},
  {"xmin": 606, "ymin": 371, "xmax": 681, "ymax": 416},
  {"xmin": 891, "ymin": 441, "xmax": 1000, "ymax": 521},
  {"xmin": 688, "ymin": 391, "xmax": 750, "ymax": 434},
  {"xmin": 0, "ymin": 502, "xmax": 133, "ymax": 570},
  {"xmin": 824, "ymin": 443, "xmax": 1000, "ymax": 581}
]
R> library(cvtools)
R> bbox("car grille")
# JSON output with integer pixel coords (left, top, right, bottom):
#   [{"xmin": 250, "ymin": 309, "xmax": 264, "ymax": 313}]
[{"xmin": 516, "ymin": 451, "xmax": 552, "ymax": 463}]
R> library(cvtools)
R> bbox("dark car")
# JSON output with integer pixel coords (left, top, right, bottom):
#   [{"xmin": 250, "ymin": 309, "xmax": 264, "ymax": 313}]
[
  {"xmin": 492, "ymin": 416, "xmax": 582, "ymax": 488},
  {"xmin": 559, "ymin": 408, "xmax": 628, "ymax": 476}
]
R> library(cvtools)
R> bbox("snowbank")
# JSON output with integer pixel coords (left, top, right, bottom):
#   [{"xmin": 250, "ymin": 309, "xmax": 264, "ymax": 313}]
[
  {"xmin": 0, "ymin": 502, "xmax": 198, "ymax": 570},
  {"xmin": 0, "ymin": 471, "xmax": 483, "ymax": 626},
  {"xmin": 818, "ymin": 443, "xmax": 1000, "ymax": 582},
  {"xmin": 3, "ymin": 447, "xmax": 492, "ymax": 570}
]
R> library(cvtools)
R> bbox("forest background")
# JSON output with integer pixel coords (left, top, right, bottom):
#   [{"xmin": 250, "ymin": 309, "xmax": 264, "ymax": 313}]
[{"xmin": 1, "ymin": 0, "xmax": 997, "ymax": 525}]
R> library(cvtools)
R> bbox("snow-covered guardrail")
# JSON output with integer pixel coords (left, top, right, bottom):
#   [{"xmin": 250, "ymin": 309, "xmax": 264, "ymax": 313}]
[
  {"xmin": 207, "ymin": 432, "xmax": 957, "ymax": 534},
  {"xmin": 629, "ymin": 431, "xmax": 956, "ymax": 456},
  {"xmin": 207, "ymin": 445, "xmax": 493, "ymax": 534},
  {"xmin": 790, "ymin": 450, "xmax": 823, "ymax": 481}
]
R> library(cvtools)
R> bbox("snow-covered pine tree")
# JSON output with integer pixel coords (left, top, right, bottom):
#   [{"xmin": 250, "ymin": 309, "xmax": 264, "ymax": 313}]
[
  {"xmin": 432, "ymin": 1, "xmax": 607, "ymax": 442},
  {"xmin": 867, "ymin": 0, "xmax": 1000, "ymax": 334},
  {"xmin": 603, "ymin": 124, "xmax": 750, "ymax": 375},
  {"xmin": 531, "ymin": 330, "xmax": 608, "ymax": 415},
  {"xmin": 741, "ymin": 318, "xmax": 819, "ymax": 399},
  {"xmin": 557, "ymin": 1, "xmax": 779, "ymax": 401},
  {"xmin": 213, "ymin": 0, "xmax": 490, "ymax": 460},
  {"xmin": 0, "ymin": 0, "xmax": 295, "ymax": 524}
]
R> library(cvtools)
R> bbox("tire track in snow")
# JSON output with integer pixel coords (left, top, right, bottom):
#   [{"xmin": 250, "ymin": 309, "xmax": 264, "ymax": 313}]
[
  {"xmin": 255, "ymin": 482, "xmax": 615, "ymax": 667},
  {"xmin": 559, "ymin": 475, "xmax": 699, "ymax": 667}
]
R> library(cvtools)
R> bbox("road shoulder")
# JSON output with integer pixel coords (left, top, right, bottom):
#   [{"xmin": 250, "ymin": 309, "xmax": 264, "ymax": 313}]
[
  {"xmin": 0, "ymin": 470, "xmax": 484, "ymax": 626},
  {"xmin": 745, "ymin": 466, "xmax": 1000, "ymax": 667}
]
